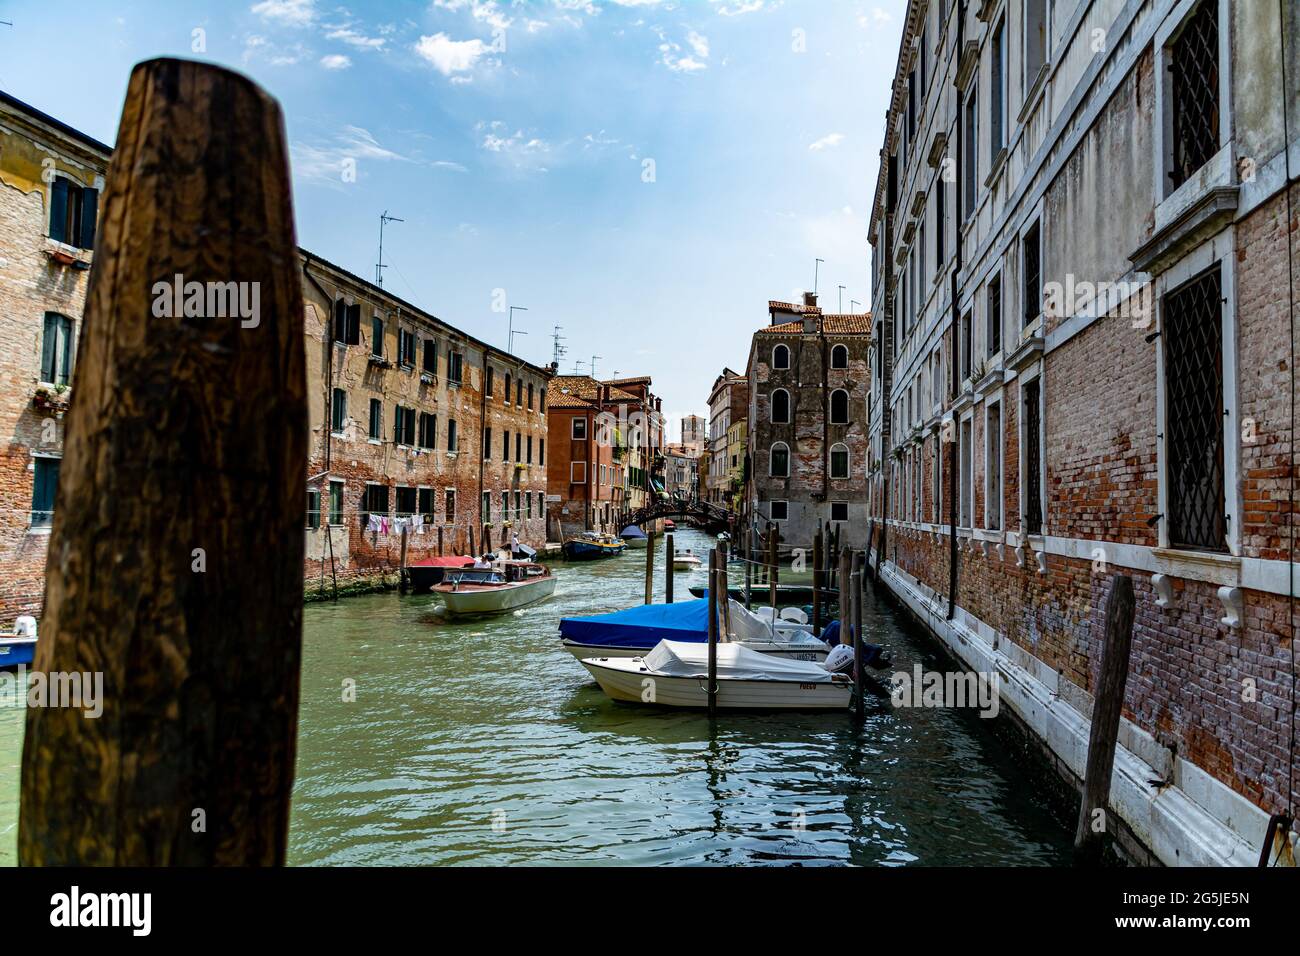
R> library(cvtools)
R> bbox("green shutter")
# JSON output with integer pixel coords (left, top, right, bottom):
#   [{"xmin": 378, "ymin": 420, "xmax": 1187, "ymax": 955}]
[
  {"xmin": 49, "ymin": 179, "xmax": 69, "ymax": 243},
  {"xmin": 79, "ymin": 187, "xmax": 98, "ymax": 249}
]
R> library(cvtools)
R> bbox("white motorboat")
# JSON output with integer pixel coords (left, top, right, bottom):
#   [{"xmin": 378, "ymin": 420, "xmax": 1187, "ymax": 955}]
[
  {"xmin": 673, "ymin": 548, "xmax": 702, "ymax": 571},
  {"xmin": 434, "ymin": 562, "xmax": 557, "ymax": 616},
  {"xmin": 582, "ymin": 640, "xmax": 853, "ymax": 711},
  {"xmin": 620, "ymin": 525, "xmax": 649, "ymax": 549}
]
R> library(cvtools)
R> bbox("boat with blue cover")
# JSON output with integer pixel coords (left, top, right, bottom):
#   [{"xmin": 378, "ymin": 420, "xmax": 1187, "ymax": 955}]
[
  {"xmin": 619, "ymin": 525, "xmax": 648, "ymax": 549},
  {"xmin": 559, "ymin": 597, "xmax": 830, "ymax": 662},
  {"xmin": 563, "ymin": 532, "xmax": 626, "ymax": 561}
]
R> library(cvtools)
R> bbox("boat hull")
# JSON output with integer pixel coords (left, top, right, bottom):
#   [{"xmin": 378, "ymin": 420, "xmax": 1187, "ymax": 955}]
[
  {"xmin": 440, "ymin": 576, "xmax": 557, "ymax": 616},
  {"xmin": 581, "ymin": 657, "xmax": 852, "ymax": 710},
  {"xmin": 621, "ymin": 537, "xmax": 648, "ymax": 549},
  {"xmin": 0, "ymin": 637, "xmax": 36, "ymax": 669},
  {"xmin": 561, "ymin": 639, "xmax": 828, "ymax": 663},
  {"xmin": 563, "ymin": 540, "xmax": 625, "ymax": 560}
]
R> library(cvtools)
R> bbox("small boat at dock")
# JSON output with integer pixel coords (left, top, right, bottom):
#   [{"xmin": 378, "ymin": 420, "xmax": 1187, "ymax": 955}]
[
  {"xmin": 1, "ymin": 617, "xmax": 38, "ymax": 669},
  {"xmin": 672, "ymin": 548, "xmax": 702, "ymax": 571},
  {"xmin": 582, "ymin": 640, "xmax": 853, "ymax": 711},
  {"xmin": 563, "ymin": 532, "xmax": 626, "ymax": 561},
  {"xmin": 433, "ymin": 561, "xmax": 557, "ymax": 617},
  {"xmin": 619, "ymin": 525, "xmax": 649, "ymax": 549}
]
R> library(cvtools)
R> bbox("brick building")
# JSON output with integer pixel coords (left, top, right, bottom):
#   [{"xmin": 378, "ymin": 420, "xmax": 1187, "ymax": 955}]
[
  {"xmin": 0, "ymin": 92, "xmax": 110, "ymax": 625},
  {"xmin": 0, "ymin": 92, "xmax": 554, "ymax": 619},
  {"xmin": 545, "ymin": 374, "xmax": 664, "ymax": 535},
  {"xmin": 867, "ymin": 0, "xmax": 1298, "ymax": 864},
  {"xmin": 704, "ymin": 369, "xmax": 747, "ymax": 507},
  {"xmin": 746, "ymin": 296, "xmax": 871, "ymax": 549},
  {"xmin": 301, "ymin": 252, "xmax": 552, "ymax": 584}
]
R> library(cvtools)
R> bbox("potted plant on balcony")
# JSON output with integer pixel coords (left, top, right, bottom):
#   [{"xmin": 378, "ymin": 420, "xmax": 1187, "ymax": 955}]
[{"xmin": 33, "ymin": 384, "xmax": 71, "ymax": 417}]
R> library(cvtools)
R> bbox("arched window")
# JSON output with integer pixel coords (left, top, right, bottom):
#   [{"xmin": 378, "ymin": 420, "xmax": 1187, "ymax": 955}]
[
  {"xmin": 830, "ymin": 389, "xmax": 850, "ymax": 424},
  {"xmin": 772, "ymin": 344, "xmax": 790, "ymax": 370},
  {"xmin": 770, "ymin": 442, "xmax": 790, "ymax": 478},
  {"xmin": 831, "ymin": 344, "xmax": 848, "ymax": 369},
  {"xmin": 830, "ymin": 443, "xmax": 849, "ymax": 479},
  {"xmin": 771, "ymin": 388, "xmax": 790, "ymax": 424}
]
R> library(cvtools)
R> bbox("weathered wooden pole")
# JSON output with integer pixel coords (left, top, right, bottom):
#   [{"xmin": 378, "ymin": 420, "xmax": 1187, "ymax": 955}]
[
  {"xmin": 767, "ymin": 522, "xmax": 779, "ymax": 615},
  {"xmin": 838, "ymin": 547, "xmax": 851, "ymax": 633},
  {"xmin": 20, "ymin": 59, "xmax": 306, "ymax": 866},
  {"xmin": 851, "ymin": 551, "xmax": 865, "ymax": 721},
  {"xmin": 743, "ymin": 527, "xmax": 752, "ymax": 609},
  {"xmin": 706, "ymin": 549, "xmax": 719, "ymax": 716},
  {"xmin": 812, "ymin": 528, "xmax": 824, "ymax": 636},
  {"xmin": 398, "ymin": 524, "xmax": 410, "ymax": 594},
  {"xmin": 1074, "ymin": 574, "xmax": 1136, "ymax": 865},
  {"xmin": 664, "ymin": 531, "xmax": 674, "ymax": 603},
  {"xmin": 644, "ymin": 530, "xmax": 655, "ymax": 604}
]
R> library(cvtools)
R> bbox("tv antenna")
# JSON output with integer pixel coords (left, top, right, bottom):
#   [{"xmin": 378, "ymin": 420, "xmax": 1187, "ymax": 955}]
[
  {"xmin": 590, "ymin": 355, "xmax": 602, "ymax": 380},
  {"xmin": 813, "ymin": 258, "xmax": 824, "ymax": 296},
  {"xmin": 508, "ymin": 305, "xmax": 528, "ymax": 355},
  {"xmin": 551, "ymin": 325, "xmax": 568, "ymax": 365},
  {"xmin": 375, "ymin": 210, "xmax": 403, "ymax": 287}
]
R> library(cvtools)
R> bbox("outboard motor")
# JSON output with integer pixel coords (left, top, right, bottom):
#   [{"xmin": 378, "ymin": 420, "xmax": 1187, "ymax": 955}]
[
  {"xmin": 13, "ymin": 615, "xmax": 37, "ymax": 639},
  {"xmin": 823, "ymin": 644, "xmax": 855, "ymax": 675}
]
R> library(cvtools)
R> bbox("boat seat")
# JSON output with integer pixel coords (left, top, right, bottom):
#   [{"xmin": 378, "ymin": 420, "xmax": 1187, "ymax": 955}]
[
  {"xmin": 754, "ymin": 606, "xmax": 778, "ymax": 622},
  {"xmin": 779, "ymin": 607, "xmax": 809, "ymax": 624}
]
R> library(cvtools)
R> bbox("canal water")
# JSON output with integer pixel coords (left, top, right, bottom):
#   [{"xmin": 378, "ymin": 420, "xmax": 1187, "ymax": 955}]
[{"xmin": 0, "ymin": 527, "xmax": 1072, "ymax": 866}]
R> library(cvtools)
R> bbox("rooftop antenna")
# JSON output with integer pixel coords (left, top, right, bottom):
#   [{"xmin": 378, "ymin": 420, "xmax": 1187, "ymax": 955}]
[
  {"xmin": 551, "ymin": 325, "xmax": 568, "ymax": 366},
  {"xmin": 573, "ymin": 359, "xmax": 588, "ymax": 375},
  {"xmin": 375, "ymin": 210, "xmax": 403, "ymax": 287},
  {"xmin": 851, "ymin": 299, "xmax": 861, "ymax": 313},
  {"xmin": 838, "ymin": 285, "xmax": 846, "ymax": 313},
  {"xmin": 813, "ymin": 258, "xmax": 824, "ymax": 296},
  {"xmin": 590, "ymin": 355, "xmax": 602, "ymax": 380},
  {"xmin": 511, "ymin": 329, "xmax": 529, "ymax": 354},
  {"xmin": 508, "ymin": 305, "xmax": 528, "ymax": 355}
]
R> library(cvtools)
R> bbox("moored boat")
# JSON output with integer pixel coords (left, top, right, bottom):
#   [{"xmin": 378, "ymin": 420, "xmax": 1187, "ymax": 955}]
[
  {"xmin": 434, "ymin": 562, "xmax": 557, "ymax": 616},
  {"xmin": 563, "ymin": 532, "xmax": 626, "ymax": 561},
  {"xmin": 0, "ymin": 616, "xmax": 38, "ymax": 670},
  {"xmin": 619, "ymin": 525, "xmax": 648, "ymax": 549},
  {"xmin": 672, "ymin": 548, "xmax": 702, "ymax": 571},
  {"xmin": 407, "ymin": 555, "xmax": 477, "ymax": 594},
  {"xmin": 582, "ymin": 640, "xmax": 853, "ymax": 711}
]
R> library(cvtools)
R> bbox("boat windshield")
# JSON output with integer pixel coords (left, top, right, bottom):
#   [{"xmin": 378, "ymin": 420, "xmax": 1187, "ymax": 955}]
[{"xmin": 447, "ymin": 570, "xmax": 504, "ymax": 586}]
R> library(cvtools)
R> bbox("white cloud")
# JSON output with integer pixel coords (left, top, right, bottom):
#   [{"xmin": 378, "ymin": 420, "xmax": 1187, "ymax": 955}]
[
  {"xmin": 250, "ymin": 0, "xmax": 317, "ymax": 27},
  {"xmin": 686, "ymin": 30, "xmax": 709, "ymax": 58},
  {"xmin": 714, "ymin": 0, "xmax": 764, "ymax": 15},
  {"xmin": 320, "ymin": 53, "xmax": 351, "ymax": 70},
  {"xmin": 476, "ymin": 120, "xmax": 551, "ymax": 171},
  {"xmin": 290, "ymin": 126, "xmax": 415, "ymax": 184},
  {"xmin": 325, "ymin": 26, "xmax": 387, "ymax": 50},
  {"xmin": 414, "ymin": 33, "xmax": 489, "ymax": 75},
  {"xmin": 808, "ymin": 132, "xmax": 845, "ymax": 151}
]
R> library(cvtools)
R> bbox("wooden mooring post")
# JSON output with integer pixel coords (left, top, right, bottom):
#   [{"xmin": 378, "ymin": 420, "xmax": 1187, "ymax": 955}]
[
  {"xmin": 398, "ymin": 525, "xmax": 410, "ymax": 594},
  {"xmin": 851, "ymin": 551, "xmax": 865, "ymax": 721},
  {"xmin": 19, "ymin": 59, "xmax": 306, "ymax": 865},
  {"xmin": 643, "ymin": 531, "xmax": 656, "ymax": 604},
  {"xmin": 1074, "ymin": 574, "xmax": 1136, "ymax": 865},
  {"xmin": 706, "ymin": 549, "xmax": 719, "ymax": 716},
  {"xmin": 664, "ymin": 531, "xmax": 674, "ymax": 603},
  {"xmin": 767, "ymin": 522, "xmax": 779, "ymax": 616},
  {"xmin": 811, "ymin": 528, "xmax": 824, "ymax": 636}
]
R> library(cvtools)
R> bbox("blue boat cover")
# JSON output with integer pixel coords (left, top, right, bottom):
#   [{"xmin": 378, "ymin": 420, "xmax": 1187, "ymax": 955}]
[
  {"xmin": 620, "ymin": 525, "xmax": 647, "ymax": 539},
  {"xmin": 560, "ymin": 599, "xmax": 709, "ymax": 648}
]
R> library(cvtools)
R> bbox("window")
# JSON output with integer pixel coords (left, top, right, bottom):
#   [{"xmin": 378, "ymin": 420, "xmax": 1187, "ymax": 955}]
[
  {"xmin": 830, "ymin": 389, "xmax": 849, "ymax": 425},
  {"xmin": 516, "ymin": 379, "xmax": 524, "ymax": 406},
  {"xmin": 515, "ymin": 432, "xmax": 522, "ymax": 461},
  {"xmin": 1023, "ymin": 0, "xmax": 1048, "ymax": 93},
  {"xmin": 331, "ymin": 388, "xmax": 346, "ymax": 434},
  {"xmin": 371, "ymin": 316, "xmax": 384, "ymax": 357},
  {"xmin": 1023, "ymin": 379, "xmax": 1043, "ymax": 535},
  {"xmin": 986, "ymin": 275, "xmax": 1002, "ymax": 357},
  {"xmin": 30, "ymin": 457, "xmax": 59, "ymax": 528},
  {"xmin": 771, "ymin": 388, "xmax": 791, "ymax": 424},
  {"xmin": 991, "ymin": 16, "xmax": 1007, "ymax": 154},
  {"xmin": 826, "ymin": 501, "xmax": 847, "ymax": 523},
  {"xmin": 444, "ymin": 488, "xmax": 456, "ymax": 523},
  {"xmin": 963, "ymin": 86, "xmax": 978, "ymax": 217},
  {"xmin": 515, "ymin": 491, "xmax": 522, "ymax": 520},
  {"xmin": 539, "ymin": 438, "xmax": 546, "ymax": 465},
  {"xmin": 482, "ymin": 491, "xmax": 492, "ymax": 523},
  {"xmin": 935, "ymin": 176, "xmax": 946, "ymax": 265},
  {"xmin": 831, "ymin": 344, "xmax": 848, "ymax": 369},
  {"xmin": 329, "ymin": 480, "xmax": 344, "ymax": 525},
  {"xmin": 960, "ymin": 311, "xmax": 972, "ymax": 381},
  {"xmin": 501, "ymin": 491, "xmax": 509, "ymax": 522},
  {"xmin": 1164, "ymin": 265, "xmax": 1226, "ymax": 551},
  {"xmin": 418, "ymin": 412, "xmax": 436, "ymax": 450},
  {"xmin": 1168, "ymin": 0, "xmax": 1221, "ymax": 191},
  {"xmin": 41, "ymin": 312, "xmax": 74, "ymax": 385},
  {"xmin": 448, "ymin": 351, "xmax": 463, "ymax": 384},
  {"xmin": 423, "ymin": 339, "xmax": 437, "ymax": 375},
  {"xmin": 397, "ymin": 329, "xmax": 416, "ymax": 367},
  {"xmin": 571, "ymin": 461, "xmax": 587, "ymax": 483},
  {"xmin": 572, "ymin": 417, "xmax": 587, "ymax": 440},
  {"xmin": 527, "ymin": 435, "xmax": 533, "ymax": 464},
  {"xmin": 306, "ymin": 489, "xmax": 321, "ymax": 530},
  {"xmin": 394, "ymin": 405, "xmax": 415, "ymax": 446},
  {"xmin": 986, "ymin": 402, "xmax": 1002, "ymax": 531},
  {"xmin": 333, "ymin": 299, "xmax": 360, "ymax": 345},
  {"xmin": 959, "ymin": 418, "xmax": 973, "ymax": 528},
  {"xmin": 486, "ymin": 367, "xmax": 494, "ymax": 397},
  {"xmin": 363, "ymin": 483, "xmax": 389, "ymax": 521},
  {"xmin": 528, "ymin": 383, "xmax": 535, "ymax": 410},
  {"xmin": 368, "ymin": 398, "xmax": 382, "ymax": 440},
  {"xmin": 830, "ymin": 443, "xmax": 849, "ymax": 480},
  {"xmin": 483, "ymin": 426, "xmax": 492, "ymax": 459},
  {"xmin": 527, "ymin": 492, "xmax": 533, "ymax": 519},
  {"xmin": 773, "ymin": 344, "xmax": 790, "ymax": 370},
  {"xmin": 504, "ymin": 374, "xmax": 512, "ymax": 405},
  {"xmin": 396, "ymin": 486, "xmax": 417, "ymax": 517},
  {"xmin": 447, "ymin": 419, "xmax": 458, "ymax": 452},
  {"xmin": 48, "ymin": 176, "xmax": 98, "ymax": 249},
  {"xmin": 771, "ymin": 500, "xmax": 789, "ymax": 522},
  {"xmin": 503, "ymin": 430, "xmax": 511, "ymax": 461},
  {"xmin": 1022, "ymin": 220, "xmax": 1041, "ymax": 327},
  {"xmin": 770, "ymin": 443, "xmax": 790, "ymax": 478}
]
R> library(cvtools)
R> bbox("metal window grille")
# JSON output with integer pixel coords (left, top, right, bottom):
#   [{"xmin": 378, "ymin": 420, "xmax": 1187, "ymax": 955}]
[
  {"xmin": 1024, "ymin": 380, "xmax": 1042, "ymax": 534},
  {"xmin": 1169, "ymin": 0, "xmax": 1220, "ymax": 191},
  {"xmin": 1022, "ymin": 221, "xmax": 1041, "ymax": 326},
  {"xmin": 1164, "ymin": 265, "xmax": 1226, "ymax": 551}
]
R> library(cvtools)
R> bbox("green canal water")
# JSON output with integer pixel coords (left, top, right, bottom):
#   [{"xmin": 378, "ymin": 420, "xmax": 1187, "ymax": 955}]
[{"xmin": 1, "ymin": 528, "xmax": 1072, "ymax": 866}]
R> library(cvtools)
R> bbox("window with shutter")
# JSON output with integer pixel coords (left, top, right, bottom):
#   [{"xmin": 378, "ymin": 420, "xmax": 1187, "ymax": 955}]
[
  {"xmin": 31, "ymin": 458, "xmax": 60, "ymax": 528},
  {"xmin": 369, "ymin": 398, "xmax": 382, "ymax": 440},
  {"xmin": 41, "ymin": 312, "xmax": 74, "ymax": 385}
]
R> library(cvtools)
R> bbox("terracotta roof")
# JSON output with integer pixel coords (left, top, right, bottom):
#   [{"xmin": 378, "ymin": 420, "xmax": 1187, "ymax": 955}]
[
  {"xmin": 605, "ymin": 375, "xmax": 652, "ymax": 386},
  {"xmin": 758, "ymin": 314, "xmax": 872, "ymax": 335},
  {"xmin": 548, "ymin": 391, "xmax": 596, "ymax": 410},
  {"xmin": 768, "ymin": 300, "xmax": 822, "ymax": 314},
  {"xmin": 551, "ymin": 375, "xmax": 641, "ymax": 404}
]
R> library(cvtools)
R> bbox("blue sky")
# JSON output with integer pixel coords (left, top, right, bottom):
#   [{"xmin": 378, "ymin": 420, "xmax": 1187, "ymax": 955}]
[{"xmin": 0, "ymin": 0, "xmax": 902, "ymax": 435}]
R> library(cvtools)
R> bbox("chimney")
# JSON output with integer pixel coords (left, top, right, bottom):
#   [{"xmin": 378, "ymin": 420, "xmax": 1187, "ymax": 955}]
[
  {"xmin": 802, "ymin": 314, "xmax": 818, "ymax": 335},
  {"xmin": 802, "ymin": 291, "xmax": 818, "ymax": 308}
]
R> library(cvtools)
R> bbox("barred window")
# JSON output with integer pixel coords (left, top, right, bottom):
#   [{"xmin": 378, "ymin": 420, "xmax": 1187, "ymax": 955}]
[
  {"xmin": 987, "ymin": 275, "xmax": 1002, "ymax": 357},
  {"xmin": 1022, "ymin": 220, "xmax": 1041, "ymax": 327},
  {"xmin": 1164, "ymin": 265, "xmax": 1226, "ymax": 551},
  {"xmin": 1023, "ymin": 380, "xmax": 1043, "ymax": 535},
  {"xmin": 1169, "ymin": 0, "xmax": 1220, "ymax": 192}
]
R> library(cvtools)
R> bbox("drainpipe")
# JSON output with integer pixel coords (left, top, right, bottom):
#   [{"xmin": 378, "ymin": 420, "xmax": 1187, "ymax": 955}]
[{"xmin": 947, "ymin": 0, "xmax": 966, "ymax": 621}]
